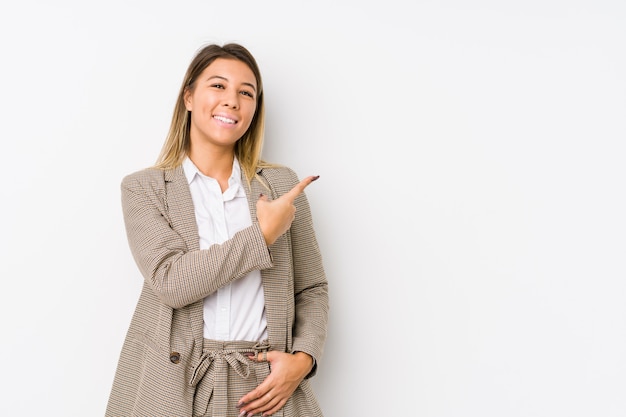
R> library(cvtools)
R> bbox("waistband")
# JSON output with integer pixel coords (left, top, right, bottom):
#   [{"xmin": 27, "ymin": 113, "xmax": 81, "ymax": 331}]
[{"xmin": 202, "ymin": 339, "xmax": 270, "ymax": 352}]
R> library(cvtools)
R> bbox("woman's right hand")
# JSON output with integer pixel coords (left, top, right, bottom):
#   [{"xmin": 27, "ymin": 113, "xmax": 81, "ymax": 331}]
[{"xmin": 256, "ymin": 175, "xmax": 319, "ymax": 245}]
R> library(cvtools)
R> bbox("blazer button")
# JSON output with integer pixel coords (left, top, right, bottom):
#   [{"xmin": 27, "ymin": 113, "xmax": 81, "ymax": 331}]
[{"xmin": 170, "ymin": 352, "xmax": 181, "ymax": 364}]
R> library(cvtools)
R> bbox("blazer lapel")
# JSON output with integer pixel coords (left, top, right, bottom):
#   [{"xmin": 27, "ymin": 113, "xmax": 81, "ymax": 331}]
[
  {"xmin": 164, "ymin": 166, "xmax": 205, "ymax": 344},
  {"xmin": 245, "ymin": 170, "xmax": 288, "ymax": 351}
]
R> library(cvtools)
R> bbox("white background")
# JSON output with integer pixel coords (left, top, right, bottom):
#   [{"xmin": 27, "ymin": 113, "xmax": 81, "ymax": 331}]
[{"xmin": 1, "ymin": 0, "xmax": 625, "ymax": 416}]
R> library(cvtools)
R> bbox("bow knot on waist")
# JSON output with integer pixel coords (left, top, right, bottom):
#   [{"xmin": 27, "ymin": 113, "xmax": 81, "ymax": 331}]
[{"xmin": 189, "ymin": 341, "xmax": 270, "ymax": 387}]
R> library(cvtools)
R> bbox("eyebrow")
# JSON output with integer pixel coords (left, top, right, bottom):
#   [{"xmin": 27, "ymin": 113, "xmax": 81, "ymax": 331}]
[{"xmin": 207, "ymin": 75, "xmax": 257, "ymax": 93}]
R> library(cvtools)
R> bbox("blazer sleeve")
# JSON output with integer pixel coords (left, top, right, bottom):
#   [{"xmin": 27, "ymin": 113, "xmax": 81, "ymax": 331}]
[
  {"xmin": 121, "ymin": 171, "xmax": 273, "ymax": 309},
  {"xmin": 281, "ymin": 169, "xmax": 329, "ymax": 376}
]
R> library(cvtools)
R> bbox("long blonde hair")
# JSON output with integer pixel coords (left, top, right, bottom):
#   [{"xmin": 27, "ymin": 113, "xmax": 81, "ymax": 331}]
[{"xmin": 155, "ymin": 43, "xmax": 273, "ymax": 182}]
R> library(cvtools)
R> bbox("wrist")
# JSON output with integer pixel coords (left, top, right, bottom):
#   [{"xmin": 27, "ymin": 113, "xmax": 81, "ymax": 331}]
[{"xmin": 292, "ymin": 351, "xmax": 314, "ymax": 374}]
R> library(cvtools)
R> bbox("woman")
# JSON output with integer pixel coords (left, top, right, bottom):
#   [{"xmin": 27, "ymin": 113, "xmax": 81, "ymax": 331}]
[{"xmin": 106, "ymin": 43, "xmax": 329, "ymax": 417}]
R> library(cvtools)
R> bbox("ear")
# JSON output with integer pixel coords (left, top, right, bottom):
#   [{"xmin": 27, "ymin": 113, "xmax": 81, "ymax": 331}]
[{"xmin": 183, "ymin": 88, "xmax": 193, "ymax": 111}]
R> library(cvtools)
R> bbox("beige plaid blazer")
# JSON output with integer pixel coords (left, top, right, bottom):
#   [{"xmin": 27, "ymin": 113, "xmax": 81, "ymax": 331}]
[{"xmin": 105, "ymin": 165, "xmax": 329, "ymax": 416}]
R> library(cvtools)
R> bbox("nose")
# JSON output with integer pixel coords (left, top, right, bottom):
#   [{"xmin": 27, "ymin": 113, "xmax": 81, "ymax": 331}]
[{"xmin": 223, "ymin": 91, "xmax": 240, "ymax": 109}]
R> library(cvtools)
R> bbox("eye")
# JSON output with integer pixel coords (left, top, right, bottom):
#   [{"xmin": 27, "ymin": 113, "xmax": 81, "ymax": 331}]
[
  {"xmin": 210, "ymin": 83, "xmax": 225, "ymax": 89},
  {"xmin": 240, "ymin": 90, "xmax": 254, "ymax": 98}
]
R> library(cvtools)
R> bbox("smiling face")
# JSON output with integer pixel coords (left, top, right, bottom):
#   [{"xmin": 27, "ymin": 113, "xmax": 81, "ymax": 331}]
[{"xmin": 184, "ymin": 58, "xmax": 258, "ymax": 154}]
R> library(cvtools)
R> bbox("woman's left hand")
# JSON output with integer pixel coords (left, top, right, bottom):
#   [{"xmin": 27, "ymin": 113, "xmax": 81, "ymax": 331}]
[{"xmin": 238, "ymin": 350, "xmax": 313, "ymax": 416}]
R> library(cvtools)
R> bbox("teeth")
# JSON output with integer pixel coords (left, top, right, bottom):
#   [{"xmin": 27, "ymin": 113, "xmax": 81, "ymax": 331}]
[{"xmin": 214, "ymin": 116, "xmax": 236, "ymax": 124}]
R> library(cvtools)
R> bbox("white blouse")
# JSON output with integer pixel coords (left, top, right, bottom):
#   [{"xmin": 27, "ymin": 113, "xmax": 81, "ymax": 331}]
[{"xmin": 183, "ymin": 157, "xmax": 268, "ymax": 342}]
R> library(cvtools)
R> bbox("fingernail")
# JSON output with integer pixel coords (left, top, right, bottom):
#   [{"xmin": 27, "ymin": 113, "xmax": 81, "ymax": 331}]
[
  {"xmin": 311, "ymin": 175, "xmax": 320, "ymax": 182},
  {"xmin": 238, "ymin": 410, "xmax": 246, "ymax": 417}
]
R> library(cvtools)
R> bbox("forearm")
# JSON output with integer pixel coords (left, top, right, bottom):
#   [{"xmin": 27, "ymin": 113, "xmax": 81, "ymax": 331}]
[
  {"xmin": 137, "ymin": 223, "xmax": 273, "ymax": 308},
  {"xmin": 291, "ymin": 282, "xmax": 329, "ymax": 377}
]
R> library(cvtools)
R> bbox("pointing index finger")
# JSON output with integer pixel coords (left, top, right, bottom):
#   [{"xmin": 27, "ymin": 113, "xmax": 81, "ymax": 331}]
[{"xmin": 283, "ymin": 175, "xmax": 319, "ymax": 202}]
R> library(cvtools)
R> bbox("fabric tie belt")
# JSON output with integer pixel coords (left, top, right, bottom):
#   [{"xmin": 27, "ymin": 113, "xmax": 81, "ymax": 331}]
[{"xmin": 190, "ymin": 340, "xmax": 271, "ymax": 416}]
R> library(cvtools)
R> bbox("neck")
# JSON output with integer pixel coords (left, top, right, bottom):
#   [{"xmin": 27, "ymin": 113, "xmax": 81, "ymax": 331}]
[{"xmin": 188, "ymin": 143, "xmax": 235, "ymax": 190}]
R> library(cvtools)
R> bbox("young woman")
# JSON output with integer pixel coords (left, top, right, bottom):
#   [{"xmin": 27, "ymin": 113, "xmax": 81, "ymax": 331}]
[{"xmin": 106, "ymin": 43, "xmax": 329, "ymax": 417}]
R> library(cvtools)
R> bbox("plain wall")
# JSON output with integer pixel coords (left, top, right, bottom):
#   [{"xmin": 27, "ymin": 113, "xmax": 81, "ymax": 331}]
[{"xmin": 1, "ymin": 0, "xmax": 625, "ymax": 416}]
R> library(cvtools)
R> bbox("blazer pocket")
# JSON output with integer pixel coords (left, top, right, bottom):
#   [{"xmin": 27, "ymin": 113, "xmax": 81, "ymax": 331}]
[{"xmin": 130, "ymin": 334, "xmax": 190, "ymax": 416}]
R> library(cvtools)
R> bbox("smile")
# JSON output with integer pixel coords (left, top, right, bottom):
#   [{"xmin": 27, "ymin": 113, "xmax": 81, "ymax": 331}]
[{"xmin": 213, "ymin": 115, "xmax": 237, "ymax": 124}]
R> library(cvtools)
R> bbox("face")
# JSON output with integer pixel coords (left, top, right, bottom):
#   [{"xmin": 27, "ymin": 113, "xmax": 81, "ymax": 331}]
[{"xmin": 184, "ymin": 58, "xmax": 258, "ymax": 152}]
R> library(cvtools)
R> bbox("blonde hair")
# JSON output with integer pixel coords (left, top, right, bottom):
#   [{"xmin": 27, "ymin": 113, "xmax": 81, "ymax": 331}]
[{"xmin": 155, "ymin": 43, "xmax": 274, "ymax": 182}]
